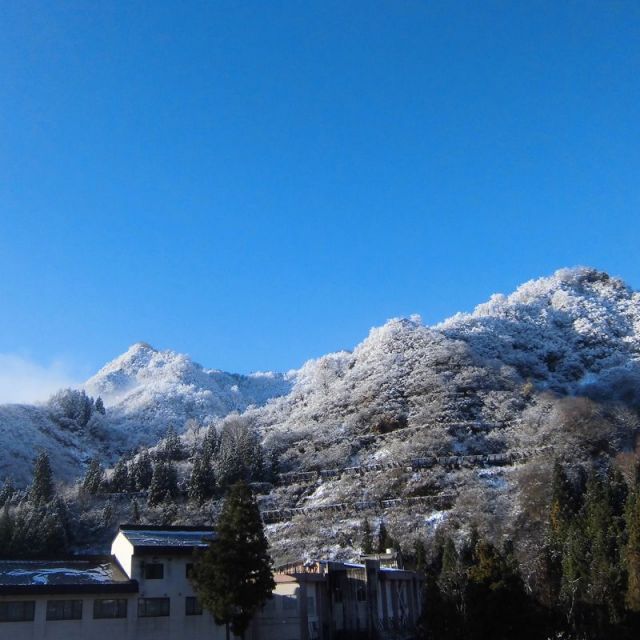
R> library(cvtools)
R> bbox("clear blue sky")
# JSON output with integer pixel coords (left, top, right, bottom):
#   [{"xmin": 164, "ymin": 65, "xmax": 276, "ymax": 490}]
[{"xmin": 1, "ymin": 1, "xmax": 639, "ymax": 386}]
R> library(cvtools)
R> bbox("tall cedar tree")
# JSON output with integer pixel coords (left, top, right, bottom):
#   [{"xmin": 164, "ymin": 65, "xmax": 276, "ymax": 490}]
[
  {"xmin": 148, "ymin": 461, "xmax": 178, "ymax": 506},
  {"xmin": 625, "ymin": 487, "xmax": 640, "ymax": 612},
  {"xmin": 30, "ymin": 452, "xmax": 54, "ymax": 504},
  {"xmin": 413, "ymin": 538, "xmax": 427, "ymax": 574},
  {"xmin": 377, "ymin": 519, "xmax": 393, "ymax": 553},
  {"xmin": 132, "ymin": 451, "xmax": 153, "ymax": 490},
  {"xmin": 110, "ymin": 459, "xmax": 130, "ymax": 493},
  {"xmin": 550, "ymin": 462, "xmax": 575, "ymax": 544},
  {"xmin": 361, "ymin": 518, "xmax": 374, "ymax": 554},
  {"xmin": 163, "ymin": 425, "xmax": 184, "ymax": 460},
  {"xmin": 188, "ymin": 453, "xmax": 216, "ymax": 505},
  {"xmin": 193, "ymin": 481, "xmax": 275, "ymax": 639},
  {"xmin": 81, "ymin": 458, "xmax": 104, "ymax": 495},
  {"xmin": 0, "ymin": 478, "xmax": 15, "ymax": 507}
]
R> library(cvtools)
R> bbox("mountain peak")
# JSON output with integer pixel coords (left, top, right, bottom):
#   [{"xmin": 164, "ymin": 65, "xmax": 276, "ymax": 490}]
[{"xmin": 128, "ymin": 341, "xmax": 157, "ymax": 353}]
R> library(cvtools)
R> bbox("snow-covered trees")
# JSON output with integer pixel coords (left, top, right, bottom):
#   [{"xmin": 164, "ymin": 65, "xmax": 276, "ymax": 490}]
[
  {"xmin": 131, "ymin": 451, "xmax": 153, "ymax": 490},
  {"xmin": 109, "ymin": 458, "xmax": 130, "ymax": 493},
  {"xmin": 188, "ymin": 452, "xmax": 215, "ymax": 505},
  {"xmin": 0, "ymin": 453, "xmax": 70, "ymax": 559},
  {"xmin": 161, "ymin": 425, "xmax": 184, "ymax": 461},
  {"xmin": 0, "ymin": 478, "xmax": 15, "ymax": 507},
  {"xmin": 361, "ymin": 518, "xmax": 373, "ymax": 554},
  {"xmin": 30, "ymin": 452, "xmax": 54, "ymax": 504},
  {"xmin": 214, "ymin": 416, "xmax": 265, "ymax": 487},
  {"xmin": 81, "ymin": 458, "xmax": 104, "ymax": 495},
  {"xmin": 148, "ymin": 460, "xmax": 178, "ymax": 506},
  {"xmin": 94, "ymin": 396, "xmax": 106, "ymax": 415},
  {"xmin": 47, "ymin": 389, "xmax": 95, "ymax": 429}
]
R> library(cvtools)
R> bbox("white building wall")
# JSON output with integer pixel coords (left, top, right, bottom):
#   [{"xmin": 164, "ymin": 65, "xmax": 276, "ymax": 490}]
[
  {"xmin": 0, "ymin": 593, "xmax": 137, "ymax": 640},
  {"xmin": 0, "ymin": 591, "xmax": 228, "ymax": 640},
  {"xmin": 110, "ymin": 532, "xmax": 134, "ymax": 577}
]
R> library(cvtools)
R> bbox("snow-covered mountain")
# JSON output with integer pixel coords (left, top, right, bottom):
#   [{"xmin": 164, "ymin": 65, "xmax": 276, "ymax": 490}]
[
  {"xmin": 0, "ymin": 343, "xmax": 292, "ymax": 484},
  {"xmin": 236, "ymin": 267, "xmax": 640, "ymax": 560},
  {"xmin": 83, "ymin": 341, "xmax": 293, "ymax": 444},
  {"xmin": 1, "ymin": 266, "xmax": 639, "ymax": 515},
  {"xmin": 248, "ymin": 268, "xmax": 639, "ymax": 467}
]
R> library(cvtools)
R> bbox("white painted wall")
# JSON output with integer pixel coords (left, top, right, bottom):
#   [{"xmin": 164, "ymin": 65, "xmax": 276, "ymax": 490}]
[{"xmin": 110, "ymin": 531, "xmax": 134, "ymax": 577}]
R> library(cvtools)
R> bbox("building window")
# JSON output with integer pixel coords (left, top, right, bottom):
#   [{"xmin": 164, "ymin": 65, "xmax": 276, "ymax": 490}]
[
  {"xmin": 138, "ymin": 597, "xmax": 170, "ymax": 617},
  {"xmin": 186, "ymin": 563, "xmax": 194, "ymax": 579},
  {"xmin": 185, "ymin": 596, "xmax": 203, "ymax": 616},
  {"xmin": 46, "ymin": 600, "xmax": 83, "ymax": 621},
  {"xmin": 94, "ymin": 599, "xmax": 128, "ymax": 619},
  {"xmin": 0, "ymin": 601, "xmax": 35, "ymax": 622},
  {"xmin": 144, "ymin": 563, "xmax": 164, "ymax": 579},
  {"xmin": 283, "ymin": 596, "xmax": 297, "ymax": 612}
]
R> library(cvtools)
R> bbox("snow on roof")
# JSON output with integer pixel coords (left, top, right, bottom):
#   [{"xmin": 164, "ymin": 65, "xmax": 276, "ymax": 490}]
[
  {"xmin": 120, "ymin": 525, "xmax": 214, "ymax": 550},
  {"xmin": 0, "ymin": 559, "xmax": 130, "ymax": 587}
]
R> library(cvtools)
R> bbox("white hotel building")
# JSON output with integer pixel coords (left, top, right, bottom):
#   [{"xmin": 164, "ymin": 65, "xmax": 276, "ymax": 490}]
[{"xmin": 0, "ymin": 524, "xmax": 422, "ymax": 640}]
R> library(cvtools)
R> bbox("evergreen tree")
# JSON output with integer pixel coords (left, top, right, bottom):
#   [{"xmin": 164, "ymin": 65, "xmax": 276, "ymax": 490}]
[
  {"xmin": 8, "ymin": 500, "xmax": 68, "ymax": 558},
  {"xmin": 561, "ymin": 520, "xmax": 590, "ymax": 631},
  {"xmin": 439, "ymin": 536, "xmax": 465, "ymax": 621},
  {"xmin": 550, "ymin": 462, "xmax": 575, "ymax": 545},
  {"xmin": 465, "ymin": 539, "xmax": 527, "ymax": 640},
  {"xmin": 0, "ymin": 478, "xmax": 15, "ymax": 507},
  {"xmin": 0, "ymin": 504, "xmax": 13, "ymax": 555},
  {"xmin": 193, "ymin": 481, "xmax": 275, "ymax": 639},
  {"xmin": 413, "ymin": 538, "xmax": 427, "ymax": 574},
  {"xmin": 418, "ymin": 571, "xmax": 452, "ymax": 640},
  {"xmin": 47, "ymin": 388, "xmax": 94, "ymax": 427},
  {"xmin": 202, "ymin": 426, "xmax": 220, "ymax": 459},
  {"xmin": 264, "ymin": 448, "xmax": 280, "ymax": 484},
  {"xmin": 102, "ymin": 500, "xmax": 115, "ymax": 528},
  {"xmin": 41, "ymin": 501, "xmax": 68, "ymax": 554},
  {"xmin": 94, "ymin": 396, "xmax": 106, "ymax": 415},
  {"xmin": 625, "ymin": 486, "xmax": 640, "ymax": 612},
  {"xmin": 582, "ymin": 470, "xmax": 625, "ymax": 624},
  {"xmin": 110, "ymin": 459, "xmax": 129, "ymax": 493},
  {"xmin": 163, "ymin": 425, "xmax": 184, "ymax": 460},
  {"xmin": 361, "ymin": 518, "xmax": 374, "ymax": 554},
  {"xmin": 215, "ymin": 418, "xmax": 265, "ymax": 488},
  {"xmin": 159, "ymin": 493, "xmax": 178, "ymax": 525},
  {"xmin": 132, "ymin": 451, "xmax": 153, "ymax": 490},
  {"xmin": 188, "ymin": 453, "xmax": 216, "ymax": 505},
  {"xmin": 377, "ymin": 519, "xmax": 393, "ymax": 553},
  {"xmin": 81, "ymin": 458, "xmax": 104, "ymax": 495},
  {"xmin": 148, "ymin": 461, "xmax": 178, "ymax": 506},
  {"xmin": 431, "ymin": 537, "xmax": 466, "ymax": 639},
  {"xmin": 30, "ymin": 452, "xmax": 54, "ymax": 504},
  {"xmin": 131, "ymin": 498, "xmax": 141, "ymax": 523}
]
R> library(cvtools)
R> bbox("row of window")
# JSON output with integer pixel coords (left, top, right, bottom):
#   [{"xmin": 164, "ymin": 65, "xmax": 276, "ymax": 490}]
[
  {"xmin": 142, "ymin": 562, "xmax": 195, "ymax": 580},
  {"xmin": 0, "ymin": 597, "xmax": 203, "ymax": 622}
]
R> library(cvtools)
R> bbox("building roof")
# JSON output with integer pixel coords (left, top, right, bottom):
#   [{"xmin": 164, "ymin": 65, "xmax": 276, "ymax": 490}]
[
  {"xmin": 0, "ymin": 557, "xmax": 138, "ymax": 595},
  {"xmin": 118, "ymin": 524, "xmax": 215, "ymax": 555}
]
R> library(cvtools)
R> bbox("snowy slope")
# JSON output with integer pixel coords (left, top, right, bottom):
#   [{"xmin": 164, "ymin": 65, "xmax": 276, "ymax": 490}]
[
  {"xmin": 0, "ymin": 343, "xmax": 292, "ymax": 484},
  {"xmin": 253, "ymin": 267, "xmax": 640, "ymax": 464},
  {"xmin": 238, "ymin": 268, "xmax": 640, "ymax": 560},
  {"xmin": 2, "ymin": 266, "xmax": 639, "ymax": 500},
  {"xmin": 439, "ymin": 267, "xmax": 640, "ymax": 389},
  {"xmin": 83, "ymin": 342, "xmax": 293, "ymax": 446},
  {"xmin": 0, "ymin": 404, "xmax": 110, "ymax": 486}
]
